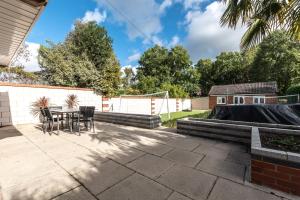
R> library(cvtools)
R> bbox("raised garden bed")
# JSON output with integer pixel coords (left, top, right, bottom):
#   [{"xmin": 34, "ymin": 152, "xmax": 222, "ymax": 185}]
[
  {"xmin": 176, "ymin": 118, "xmax": 252, "ymax": 144},
  {"xmin": 94, "ymin": 112, "xmax": 161, "ymax": 129},
  {"xmin": 251, "ymin": 127, "xmax": 300, "ymax": 196}
]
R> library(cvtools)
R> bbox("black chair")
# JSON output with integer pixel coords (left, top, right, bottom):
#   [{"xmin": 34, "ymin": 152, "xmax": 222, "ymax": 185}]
[
  {"xmin": 40, "ymin": 107, "xmax": 63, "ymax": 133},
  {"xmin": 73, "ymin": 106, "xmax": 95, "ymax": 133}
]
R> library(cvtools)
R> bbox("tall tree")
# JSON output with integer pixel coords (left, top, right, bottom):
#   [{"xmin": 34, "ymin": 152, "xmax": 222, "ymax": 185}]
[
  {"xmin": 38, "ymin": 21, "xmax": 121, "ymax": 96},
  {"xmin": 137, "ymin": 45, "xmax": 170, "ymax": 84},
  {"xmin": 220, "ymin": 0, "xmax": 300, "ymax": 49},
  {"xmin": 136, "ymin": 45, "xmax": 198, "ymax": 97},
  {"xmin": 248, "ymin": 31, "xmax": 300, "ymax": 94},
  {"xmin": 122, "ymin": 67, "xmax": 135, "ymax": 88},
  {"xmin": 195, "ymin": 59, "xmax": 214, "ymax": 96}
]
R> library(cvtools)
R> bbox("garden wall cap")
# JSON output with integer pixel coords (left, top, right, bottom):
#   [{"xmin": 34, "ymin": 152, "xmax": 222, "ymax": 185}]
[{"xmin": 0, "ymin": 82, "xmax": 93, "ymax": 91}]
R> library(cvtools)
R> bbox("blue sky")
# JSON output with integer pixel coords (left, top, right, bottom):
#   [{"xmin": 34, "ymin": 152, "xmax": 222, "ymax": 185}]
[{"xmin": 22, "ymin": 0, "xmax": 246, "ymax": 71}]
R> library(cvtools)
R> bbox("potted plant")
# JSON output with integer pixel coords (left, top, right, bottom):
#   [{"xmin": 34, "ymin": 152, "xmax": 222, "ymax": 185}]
[
  {"xmin": 31, "ymin": 96, "xmax": 49, "ymax": 118},
  {"xmin": 66, "ymin": 94, "xmax": 79, "ymax": 109}
]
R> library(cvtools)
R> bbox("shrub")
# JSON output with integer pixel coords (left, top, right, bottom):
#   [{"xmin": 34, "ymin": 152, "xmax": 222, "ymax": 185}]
[
  {"xmin": 287, "ymin": 84, "xmax": 300, "ymax": 95},
  {"xmin": 160, "ymin": 83, "xmax": 188, "ymax": 98}
]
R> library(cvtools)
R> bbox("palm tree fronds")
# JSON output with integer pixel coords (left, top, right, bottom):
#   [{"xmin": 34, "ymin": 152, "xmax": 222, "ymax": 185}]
[
  {"xmin": 220, "ymin": 0, "xmax": 254, "ymax": 28},
  {"xmin": 241, "ymin": 18, "xmax": 270, "ymax": 50},
  {"xmin": 284, "ymin": 0, "xmax": 300, "ymax": 40}
]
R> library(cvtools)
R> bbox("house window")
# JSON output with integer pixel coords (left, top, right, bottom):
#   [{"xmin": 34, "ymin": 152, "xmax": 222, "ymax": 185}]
[
  {"xmin": 234, "ymin": 96, "xmax": 245, "ymax": 104},
  {"xmin": 253, "ymin": 96, "xmax": 265, "ymax": 104},
  {"xmin": 217, "ymin": 96, "xmax": 226, "ymax": 104}
]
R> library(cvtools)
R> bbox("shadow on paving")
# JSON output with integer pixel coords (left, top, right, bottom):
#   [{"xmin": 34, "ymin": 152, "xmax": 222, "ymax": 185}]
[
  {"xmin": 0, "ymin": 123, "xmax": 177, "ymax": 200},
  {"xmin": 0, "ymin": 126, "xmax": 22, "ymax": 140},
  {"xmin": 1, "ymin": 123, "xmax": 293, "ymax": 200}
]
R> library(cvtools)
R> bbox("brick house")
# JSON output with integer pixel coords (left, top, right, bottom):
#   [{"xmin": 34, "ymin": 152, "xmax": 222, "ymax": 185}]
[{"xmin": 208, "ymin": 82, "xmax": 278, "ymax": 109}]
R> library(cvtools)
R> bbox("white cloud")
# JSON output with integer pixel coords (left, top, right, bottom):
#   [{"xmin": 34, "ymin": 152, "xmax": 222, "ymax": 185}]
[
  {"xmin": 127, "ymin": 52, "xmax": 141, "ymax": 63},
  {"xmin": 168, "ymin": 35, "xmax": 180, "ymax": 48},
  {"xmin": 159, "ymin": 0, "xmax": 173, "ymax": 13},
  {"xmin": 121, "ymin": 65, "xmax": 138, "ymax": 75},
  {"xmin": 181, "ymin": 0, "xmax": 206, "ymax": 10},
  {"xmin": 81, "ymin": 8, "xmax": 107, "ymax": 24},
  {"xmin": 95, "ymin": 0, "xmax": 162, "ymax": 40},
  {"xmin": 184, "ymin": 1, "xmax": 246, "ymax": 62},
  {"xmin": 15, "ymin": 42, "xmax": 40, "ymax": 72}
]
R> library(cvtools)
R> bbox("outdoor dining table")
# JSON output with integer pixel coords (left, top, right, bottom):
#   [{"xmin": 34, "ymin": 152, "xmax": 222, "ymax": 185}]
[{"xmin": 50, "ymin": 108, "xmax": 80, "ymax": 134}]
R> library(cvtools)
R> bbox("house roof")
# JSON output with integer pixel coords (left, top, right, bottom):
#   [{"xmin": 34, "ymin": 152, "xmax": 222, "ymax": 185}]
[
  {"xmin": 209, "ymin": 82, "xmax": 278, "ymax": 95},
  {"xmin": 0, "ymin": 0, "xmax": 47, "ymax": 66}
]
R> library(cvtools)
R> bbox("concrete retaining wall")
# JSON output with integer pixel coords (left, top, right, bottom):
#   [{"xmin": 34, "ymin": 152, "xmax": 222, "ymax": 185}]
[
  {"xmin": 191, "ymin": 118, "xmax": 300, "ymax": 130},
  {"xmin": 177, "ymin": 118, "xmax": 252, "ymax": 144},
  {"xmin": 94, "ymin": 112, "xmax": 161, "ymax": 129}
]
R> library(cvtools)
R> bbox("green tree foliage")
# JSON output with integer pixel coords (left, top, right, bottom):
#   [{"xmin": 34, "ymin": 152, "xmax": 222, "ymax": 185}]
[
  {"xmin": 38, "ymin": 21, "xmax": 121, "ymax": 96},
  {"xmin": 196, "ymin": 31, "xmax": 299, "ymax": 96},
  {"xmin": 137, "ymin": 45, "xmax": 170, "ymax": 84},
  {"xmin": 220, "ymin": 0, "xmax": 300, "ymax": 49},
  {"xmin": 287, "ymin": 84, "xmax": 300, "ymax": 95},
  {"xmin": 0, "ymin": 66, "xmax": 38, "ymax": 83},
  {"xmin": 248, "ymin": 31, "xmax": 300, "ymax": 94},
  {"xmin": 136, "ymin": 45, "xmax": 199, "ymax": 97},
  {"xmin": 195, "ymin": 59, "xmax": 214, "ymax": 96},
  {"xmin": 122, "ymin": 67, "xmax": 135, "ymax": 88},
  {"xmin": 160, "ymin": 82, "xmax": 188, "ymax": 98},
  {"xmin": 196, "ymin": 52, "xmax": 248, "ymax": 96}
]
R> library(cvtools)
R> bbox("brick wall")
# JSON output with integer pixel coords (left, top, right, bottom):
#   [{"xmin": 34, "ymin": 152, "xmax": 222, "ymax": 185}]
[
  {"xmin": 251, "ymin": 159, "xmax": 300, "ymax": 195},
  {"xmin": 209, "ymin": 96, "xmax": 217, "ymax": 109},
  {"xmin": 266, "ymin": 95, "xmax": 278, "ymax": 104},
  {"xmin": 102, "ymin": 97, "xmax": 110, "ymax": 112}
]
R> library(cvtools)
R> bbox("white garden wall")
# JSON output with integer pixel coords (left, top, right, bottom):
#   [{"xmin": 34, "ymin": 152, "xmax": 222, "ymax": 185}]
[
  {"xmin": 0, "ymin": 83, "xmax": 102, "ymax": 125},
  {"xmin": 109, "ymin": 97, "xmax": 191, "ymax": 115},
  {"xmin": 0, "ymin": 82, "xmax": 192, "ymax": 126}
]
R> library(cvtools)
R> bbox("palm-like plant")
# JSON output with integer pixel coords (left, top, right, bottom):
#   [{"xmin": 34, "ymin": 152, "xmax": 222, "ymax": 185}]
[
  {"xmin": 220, "ymin": 0, "xmax": 300, "ymax": 49},
  {"xmin": 65, "ymin": 94, "xmax": 79, "ymax": 108},
  {"xmin": 31, "ymin": 96, "xmax": 49, "ymax": 117}
]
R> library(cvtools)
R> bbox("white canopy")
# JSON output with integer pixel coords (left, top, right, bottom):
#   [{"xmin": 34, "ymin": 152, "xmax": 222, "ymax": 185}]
[{"xmin": 0, "ymin": 0, "xmax": 47, "ymax": 66}]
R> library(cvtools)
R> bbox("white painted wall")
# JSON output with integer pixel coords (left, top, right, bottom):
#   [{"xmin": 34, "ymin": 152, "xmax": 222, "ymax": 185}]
[
  {"xmin": 109, "ymin": 97, "xmax": 191, "ymax": 115},
  {"xmin": 0, "ymin": 85, "xmax": 102, "ymax": 125},
  {"xmin": 110, "ymin": 97, "xmax": 152, "ymax": 115}
]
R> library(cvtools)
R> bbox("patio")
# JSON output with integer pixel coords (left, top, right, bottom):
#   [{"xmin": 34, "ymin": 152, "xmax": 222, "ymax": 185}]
[{"xmin": 0, "ymin": 122, "xmax": 297, "ymax": 200}]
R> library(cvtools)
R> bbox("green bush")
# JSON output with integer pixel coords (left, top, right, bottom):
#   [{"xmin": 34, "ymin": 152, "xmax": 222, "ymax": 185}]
[
  {"xmin": 287, "ymin": 84, "xmax": 300, "ymax": 95},
  {"xmin": 160, "ymin": 82, "xmax": 188, "ymax": 98}
]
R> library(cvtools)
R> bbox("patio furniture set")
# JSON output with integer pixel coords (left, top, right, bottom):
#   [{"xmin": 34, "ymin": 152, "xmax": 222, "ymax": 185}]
[{"xmin": 40, "ymin": 106, "xmax": 95, "ymax": 134}]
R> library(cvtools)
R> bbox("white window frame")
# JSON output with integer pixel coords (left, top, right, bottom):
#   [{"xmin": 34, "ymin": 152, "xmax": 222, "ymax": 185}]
[
  {"xmin": 234, "ymin": 96, "xmax": 245, "ymax": 105},
  {"xmin": 253, "ymin": 96, "xmax": 265, "ymax": 104},
  {"xmin": 217, "ymin": 96, "xmax": 226, "ymax": 104}
]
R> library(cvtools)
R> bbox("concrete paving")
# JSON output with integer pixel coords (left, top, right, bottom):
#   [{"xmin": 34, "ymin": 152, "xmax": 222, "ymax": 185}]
[{"xmin": 0, "ymin": 123, "xmax": 298, "ymax": 200}]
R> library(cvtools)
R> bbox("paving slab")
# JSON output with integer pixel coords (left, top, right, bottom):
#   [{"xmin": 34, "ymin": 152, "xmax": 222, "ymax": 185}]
[
  {"xmin": 98, "ymin": 173, "xmax": 172, "ymax": 200},
  {"xmin": 127, "ymin": 154, "xmax": 174, "ymax": 179},
  {"xmin": 213, "ymin": 142, "xmax": 247, "ymax": 152},
  {"xmin": 208, "ymin": 178, "xmax": 281, "ymax": 200},
  {"xmin": 193, "ymin": 144, "xmax": 230, "ymax": 160},
  {"xmin": 196, "ymin": 156, "xmax": 245, "ymax": 183},
  {"xmin": 57, "ymin": 153, "xmax": 108, "ymax": 175},
  {"xmin": 157, "ymin": 165, "xmax": 217, "ymax": 200},
  {"xmin": 52, "ymin": 186, "xmax": 96, "ymax": 200},
  {"xmin": 167, "ymin": 138, "xmax": 201, "ymax": 151},
  {"xmin": 225, "ymin": 151, "xmax": 251, "ymax": 166},
  {"xmin": 73, "ymin": 160, "xmax": 134, "ymax": 195},
  {"xmin": 137, "ymin": 143, "xmax": 174, "ymax": 156},
  {"xmin": 2, "ymin": 171, "xmax": 80, "ymax": 200},
  {"xmin": 163, "ymin": 149, "xmax": 204, "ymax": 168},
  {"xmin": 108, "ymin": 147, "xmax": 146, "ymax": 164},
  {"xmin": 167, "ymin": 192, "xmax": 193, "ymax": 200}
]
